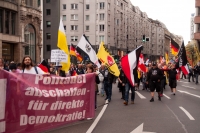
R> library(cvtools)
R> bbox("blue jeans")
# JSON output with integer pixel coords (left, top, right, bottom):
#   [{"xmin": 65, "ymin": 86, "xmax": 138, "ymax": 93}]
[
  {"xmin": 195, "ymin": 74, "xmax": 199, "ymax": 84},
  {"xmin": 104, "ymin": 81, "xmax": 112, "ymax": 101},
  {"xmin": 124, "ymin": 83, "xmax": 135, "ymax": 102}
]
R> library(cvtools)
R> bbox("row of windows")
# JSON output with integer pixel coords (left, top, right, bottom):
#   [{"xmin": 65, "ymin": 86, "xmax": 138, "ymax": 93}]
[
  {"xmin": 45, "ymin": 34, "xmax": 104, "ymax": 42},
  {"xmin": 62, "ymin": 13, "xmax": 106, "ymax": 21},
  {"xmin": 62, "ymin": 4, "xmax": 90, "ymax": 10},
  {"xmin": 46, "ymin": 23, "xmax": 106, "ymax": 32},
  {"xmin": 61, "ymin": 2, "xmax": 106, "ymax": 10}
]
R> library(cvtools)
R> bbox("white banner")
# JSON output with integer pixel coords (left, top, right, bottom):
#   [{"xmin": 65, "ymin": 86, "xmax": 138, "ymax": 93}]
[{"xmin": 51, "ymin": 49, "xmax": 68, "ymax": 62}]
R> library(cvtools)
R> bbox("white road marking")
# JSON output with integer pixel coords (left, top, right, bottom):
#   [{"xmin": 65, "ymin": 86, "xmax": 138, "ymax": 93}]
[
  {"xmin": 177, "ymin": 90, "xmax": 200, "ymax": 98},
  {"xmin": 178, "ymin": 81, "xmax": 189, "ymax": 83},
  {"xmin": 179, "ymin": 106, "xmax": 195, "ymax": 120},
  {"xmin": 163, "ymin": 94, "xmax": 171, "ymax": 99},
  {"xmin": 130, "ymin": 123, "xmax": 156, "ymax": 133},
  {"xmin": 86, "ymin": 100, "xmax": 108, "ymax": 133},
  {"xmin": 181, "ymin": 85, "xmax": 196, "ymax": 89},
  {"xmin": 135, "ymin": 91, "xmax": 146, "ymax": 99}
]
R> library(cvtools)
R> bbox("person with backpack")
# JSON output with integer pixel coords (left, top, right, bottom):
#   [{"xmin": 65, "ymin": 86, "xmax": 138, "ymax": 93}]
[{"xmin": 21, "ymin": 56, "xmax": 44, "ymax": 74}]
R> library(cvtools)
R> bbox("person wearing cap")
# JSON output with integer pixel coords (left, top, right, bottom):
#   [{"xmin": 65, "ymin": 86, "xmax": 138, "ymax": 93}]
[{"xmin": 146, "ymin": 62, "xmax": 163, "ymax": 102}]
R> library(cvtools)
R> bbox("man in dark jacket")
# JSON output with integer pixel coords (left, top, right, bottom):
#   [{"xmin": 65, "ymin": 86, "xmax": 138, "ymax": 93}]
[
  {"xmin": 147, "ymin": 62, "xmax": 163, "ymax": 102},
  {"xmin": 193, "ymin": 63, "xmax": 200, "ymax": 84},
  {"xmin": 123, "ymin": 68, "xmax": 138, "ymax": 105},
  {"xmin": 101, "ymin": 66, "xmax": 115, "ymax": 102}
]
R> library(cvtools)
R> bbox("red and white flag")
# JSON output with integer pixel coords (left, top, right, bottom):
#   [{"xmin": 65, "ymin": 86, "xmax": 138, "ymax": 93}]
[
  {"xmin": 177, "ymin": 41, "xmax": 189, "ymax": 75},
  {"xmin": 121, "ymin": 45, "xmax": 143, "ymax": 86},
  {"xmin": 138, "ymin": 54, "xmax": 146, "ymax": 72}
]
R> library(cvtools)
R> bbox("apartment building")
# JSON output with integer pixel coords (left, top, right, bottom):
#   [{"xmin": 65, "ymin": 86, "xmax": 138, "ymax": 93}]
[
  {"xmin": 0, "ymin": 0, "xmax": 42, "ymax": 63},
  {"xmin": 43, "ymin": 0, "xmax": 171, "ymax": 60},
  {"xmin": 194, "ymin": 0, "xmax": 200, "ymax": 50}
]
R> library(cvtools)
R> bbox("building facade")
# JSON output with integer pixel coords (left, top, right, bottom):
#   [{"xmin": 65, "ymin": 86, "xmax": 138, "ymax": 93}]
[
  {"xmin": 191, "ymin": 13, "xmax": 195, "ymax": 40},
  {"xmin": 0, "ymin": 0, "xmax": 42, "ymax": 63},
  {"xmin": 43, "ymin": 0, "xmax": 175, "ymax": 61},
  {"xmin": 194, "ymin": 0, "xmax": 200, "ymax": 50},
  {"xmin": 43, "ymin": 0, "xmax": 60, "ymax": 60}
]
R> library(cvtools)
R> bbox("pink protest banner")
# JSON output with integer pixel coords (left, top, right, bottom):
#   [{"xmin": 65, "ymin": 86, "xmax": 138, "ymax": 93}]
[{"xmin": 0, "ymin": 70, "xmax": 95, "ymax": 133}]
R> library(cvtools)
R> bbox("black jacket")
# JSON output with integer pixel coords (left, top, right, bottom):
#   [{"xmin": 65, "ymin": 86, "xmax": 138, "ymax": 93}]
[
  {"xmin": 193, "ymin": 65, "xmax": 200, "ymax": 74},
  {"xmin": 147, "ymin": 67, "xmax": 163, "ymax": 82},
  {"xmin": 168, "ymin": 68, "xmax": 177, "ymax": 80}
]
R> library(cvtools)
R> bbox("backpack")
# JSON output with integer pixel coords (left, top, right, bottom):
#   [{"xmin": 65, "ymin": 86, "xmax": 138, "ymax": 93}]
[{"xmin": 23, "ymin": 66, "xmax": 38, "ymax": 74}]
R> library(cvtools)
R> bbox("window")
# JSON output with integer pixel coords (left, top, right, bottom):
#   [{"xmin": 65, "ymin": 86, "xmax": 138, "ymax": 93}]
[
  {"xmin": 86, "ymin": 36, "xmax": 89, "ymax": 41},
  {"xmin": 71, "ymin": 36, "xmax": 78, "ymax": 41},
  {"xmin": 85, "ymin": 15, "xmax": 89, "ymax": 21},
  {"xmin": 0, "ymin": 10, "xmax": 3, "ymax": 33},
  {"xmin": 71, "ymin": 25, "xmax": 78, "ymax": 31},
  {"xmin": 37, "ymin": 0, "xmax": 41, "ymax": 7},
  {"xmin": 26, "ymin": 0, "xmax": 33, "ymax": 6},
  {"xmin": 63, "ymin": 4, "xmax": 66, "ymax": 10},
  {"xmin": 99, "ymin": 14, "xmax": 104, "ymax": 20},
  {"xmin": 46, "ymin": 9, "xmax": 51, "ymax": 15},
  {"xmin": 5, "ymin": 11, "xmax": 9, "ymax": 34},
  {"xmin": 108, "ymin": 3, "xmax": 110, "ymax": 9},
  {"xmin": 11, "ymin": 13, "xmax": 15, "ymax": 35},
  {"xmin": 71, "ymin": 14, "xmax": 78, "ymax": 20},
  {"xmin": 46, "ymin": 0, "xmax": 50, "ymax": 3},
  {"xmin": 86, "ymin": 26, "xmax": 89, "ymax": 31},
  {"xmin": 46, "ymin": 45, "xmax": 51, "ymax": 51},
  {"xmin": 46, "ymin": 33, "xmax": 51, "ymax": 39},
  {"xmin": 46, "ymin": 21, "xmax": 51, "ymax": 27},
  {"xmin": 62, "ymin": 15, "xmax": 66, "ymax": 21},
  {"xmin": 99, "ymin": 25, "xmax": 104, "ymax": 31},
  {"xmin": 86, "ymin": 4, "xmax": 89, "ymax": 9},
  {"xmin": 99, "ymin": 2, "xmax": 104, "ymax": 9},
  {"xmin": 99, "ymin": 35, "xmax": 104, "ymax": 42},
  {"xmin": 100, "ymin": 2, "xmax": 105, "ymax": 9},
  {"xmin": 71, "ymin": 4, "xmax": 78, "ymax": 9}
]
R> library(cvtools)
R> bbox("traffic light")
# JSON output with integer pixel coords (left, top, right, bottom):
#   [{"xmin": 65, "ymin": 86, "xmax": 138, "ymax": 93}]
[{"xmin": 142, "ymin": 35, "xmax": 145, "ymax": 42}]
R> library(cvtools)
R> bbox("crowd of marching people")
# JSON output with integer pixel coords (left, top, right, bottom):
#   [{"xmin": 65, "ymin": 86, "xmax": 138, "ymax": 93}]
[{"xmin": 1, "ymin": 56, "xmax": 200, "ymax": 108}]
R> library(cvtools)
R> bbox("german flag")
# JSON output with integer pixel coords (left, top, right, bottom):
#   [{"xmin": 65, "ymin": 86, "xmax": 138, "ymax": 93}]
[
  {"xmin": 75, "ymin": 50, "xmax": 83, "ymax": 62},
  {"xmin": 170, "ymin": 39, "xmax": 180, "ymax": 56},
  {"xmin": 70, "ymin": 44, "xmax": 76, "ymax": 57}
]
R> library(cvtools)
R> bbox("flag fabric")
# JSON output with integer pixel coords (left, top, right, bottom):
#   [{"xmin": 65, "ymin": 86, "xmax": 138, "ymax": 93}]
[
  {"xmin": 160, "ymin": 56, "xmax": 165, "ymax": 63},
  {"xmin": 75, "ymin": 50, "xmax": 83, "ymax": 62},
  {"xmin": 145, "ymin": 59, "xmax": 149, "ymax": 66},
  {"xmin": 57, "ymin": 18, "xmax": 70, "ymax": 72},
  {"xmin": 177, "ymin": 41, "xmax": 189, "ymax": 75},
  {"xmin": 77, "ymin": 34, "xmax": 100, "ymax": 68},
  {"xmin": 97, "ymin": 42, "xmax": 120, "ymax": 76},
  {"xmin": 170, "ymin": 39, "xmax": 180, "ymax": 56},
  {"xmin": 165, "ymin": 52, "xmax": 169, "ymax": 64},
  {"xmin": 70, "ymin": 44, "xmax": 77, "ymax": 57},
  {"xmin": 38, "ymin": 60, "xmax": 49, "ymax": 73},
  {"xmin": 121, "ymin": 45, "xmax": 143, "ymax": 86},
  {"xmin": 138, "ymin": 53, "xmax": 146, "ymax": 72}
]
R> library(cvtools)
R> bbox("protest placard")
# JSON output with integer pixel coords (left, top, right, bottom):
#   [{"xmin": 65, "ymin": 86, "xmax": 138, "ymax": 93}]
[{"xmin": 51, "ymin": 49, "xmax": 68, "ymax": 62}]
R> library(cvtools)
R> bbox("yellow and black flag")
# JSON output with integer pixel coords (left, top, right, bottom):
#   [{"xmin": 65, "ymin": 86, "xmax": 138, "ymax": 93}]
[{"xmin": 97, "ymin": 42, "xmax": 120, "ymax": 77}]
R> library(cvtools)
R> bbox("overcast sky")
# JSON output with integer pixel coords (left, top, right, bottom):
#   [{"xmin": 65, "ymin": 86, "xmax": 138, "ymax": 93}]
[{"xmin": 130, "ymin": 0, "xmax": 195, "ymax": 44}]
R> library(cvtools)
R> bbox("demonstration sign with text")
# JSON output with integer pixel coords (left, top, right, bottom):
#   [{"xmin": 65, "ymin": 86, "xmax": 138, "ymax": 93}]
[
  {"xmin": 51, "ymin": 49, "xmax": 68, "ymax": 62},
  {"xmin": 0, "ymin": 70, "xmax": 95, "ymax": 133}
]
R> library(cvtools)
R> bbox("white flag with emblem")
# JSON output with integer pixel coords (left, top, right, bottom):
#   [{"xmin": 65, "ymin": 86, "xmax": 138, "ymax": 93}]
[{"xmin": 77, "ymin": 35, "xmax": 100, "ymax": 68}]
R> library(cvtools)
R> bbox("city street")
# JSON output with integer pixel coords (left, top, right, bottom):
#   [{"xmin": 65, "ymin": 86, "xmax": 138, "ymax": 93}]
[{"xmin": 46, "ymin": 79, "xmax": 200, "ymax": 133}]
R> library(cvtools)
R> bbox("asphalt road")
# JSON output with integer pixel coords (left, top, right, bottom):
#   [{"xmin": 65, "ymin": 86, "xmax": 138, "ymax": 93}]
[{"xmin": 45, "ymin": 79, "xmax": 200, "ymax": 133}]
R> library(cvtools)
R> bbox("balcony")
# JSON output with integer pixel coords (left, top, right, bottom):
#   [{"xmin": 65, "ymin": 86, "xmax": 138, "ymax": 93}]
[
  {"xmin": 194, "ymin": 16, "xmax": 200, "ymax": 23},
  {"xmin": 194, "ymin": 32, "xmax": 200, "ymax": 40},
  {"xmin": 196, "ymin": 0, "xmax": 200, "ymax": 7}
]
